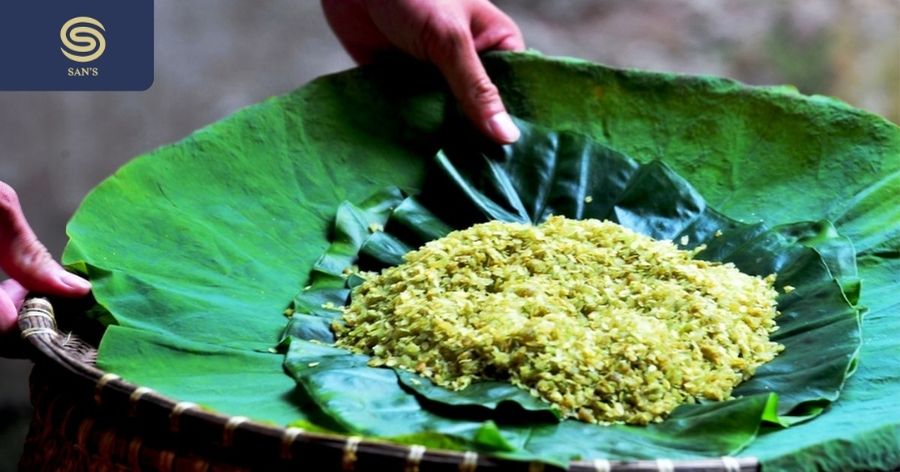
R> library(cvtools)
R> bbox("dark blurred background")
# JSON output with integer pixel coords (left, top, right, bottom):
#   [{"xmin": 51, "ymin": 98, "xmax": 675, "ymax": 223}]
[{"xmin": 0, "ymin": 1, "xmax": 897, "ymax": 469}]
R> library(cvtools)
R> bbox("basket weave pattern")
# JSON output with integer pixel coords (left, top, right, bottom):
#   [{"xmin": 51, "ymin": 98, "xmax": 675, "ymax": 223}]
[{"xmin": 17, "ymin": 298, "xmax": 759, "ymax": 472}]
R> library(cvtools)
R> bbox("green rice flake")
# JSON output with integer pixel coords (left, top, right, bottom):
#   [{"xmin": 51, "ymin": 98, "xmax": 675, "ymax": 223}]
[{"xmin": 334, "ymin": 216, "xmax": 783, "ymax": 425}]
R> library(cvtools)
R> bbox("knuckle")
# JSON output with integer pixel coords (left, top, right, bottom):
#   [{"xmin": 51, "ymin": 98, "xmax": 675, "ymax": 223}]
[
  {"xmin": 471, "ymin": 77, "xmax": 500, "ymax": 105},
  {"xmin": 13, "ymin": 236, "xmax": 52, "ymax": 273},
  {"xmin": 421, "ymin": 15, "xmax": 470, "ymax": 60},
  {"xmin": 437, "ymin": 23, "xmax": 468, "ymax": 48}
]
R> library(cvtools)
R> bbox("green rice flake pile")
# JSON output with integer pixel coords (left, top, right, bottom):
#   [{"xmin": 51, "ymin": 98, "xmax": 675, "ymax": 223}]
[{"xmin": 334, "ymin": 216, "xmax": 783, "ymax": 424}]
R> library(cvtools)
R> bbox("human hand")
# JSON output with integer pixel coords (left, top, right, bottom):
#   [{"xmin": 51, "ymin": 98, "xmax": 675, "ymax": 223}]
[
  {"xmin": 1, "ymin": 181, "xmax": 91, "ymax": 337},
  {"xmin": 322, "ymin": 0, "xmax": 525, "ymax": 144}
]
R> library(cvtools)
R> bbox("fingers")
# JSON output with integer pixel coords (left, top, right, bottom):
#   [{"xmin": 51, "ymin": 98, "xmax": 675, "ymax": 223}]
[
  {"xmin": 0, "ymin": 279, "xmax": 26, "ymax": 335},
  {"xmin": 0, "ymin": 181, "xmax": 91, "ymax": 297},
  {"xmin": 426, "ymin": 26, "xmax": 520, "ymax": 144},
  {"xmin": 470, "ymin": 2, "xmax": 525, "ymax": 52},
  {"xmin": 328, "ymin": 0, "xmax": 524, "ymax": 143}
]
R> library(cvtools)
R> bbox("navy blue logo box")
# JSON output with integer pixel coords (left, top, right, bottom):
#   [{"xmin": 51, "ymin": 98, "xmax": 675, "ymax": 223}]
[{"xmin": 0, "ymin": 0, "xmax": 153, "ymax": 90}]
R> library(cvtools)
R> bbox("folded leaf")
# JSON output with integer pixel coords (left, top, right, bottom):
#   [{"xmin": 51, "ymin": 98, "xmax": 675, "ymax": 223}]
[
  {"xmin": 284, "ymin": 118, "xmax": 861, "ymax": 463},
  {"xmin": 395, "ymin": 371, "xmax": 561, "ymax": 420}
]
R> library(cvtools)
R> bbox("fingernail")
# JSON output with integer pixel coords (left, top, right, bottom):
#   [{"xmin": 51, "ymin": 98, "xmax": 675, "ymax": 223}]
[
  {"xmin": 58, "ymin": 271, "xmax": 91, "ymax": 292},
  {"xmin": 487, "ymin": 112, "xmax": 520, "ymax": 143}
]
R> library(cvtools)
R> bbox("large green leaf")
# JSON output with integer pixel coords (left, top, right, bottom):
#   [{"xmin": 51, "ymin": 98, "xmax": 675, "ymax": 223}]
[
  {"xmin": 283, "ymin": 118, "xmax": 860, "ymax": 462},
  {"xmin": 99, "ymin": 325, "xmax": 311, "ymax": 426},
  {"xmin": 63, "ymin": 52, "xmax": 900, "ymax": 471},
  {"xmin": 284, "ymin": 335, "xmax": 778, "ymax": 467}
]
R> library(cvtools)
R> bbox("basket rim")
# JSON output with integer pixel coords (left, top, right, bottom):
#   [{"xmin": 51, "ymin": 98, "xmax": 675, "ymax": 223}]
[{"xmin": 18, "ymin": 296, "xmax": 759, "ymax": 472}]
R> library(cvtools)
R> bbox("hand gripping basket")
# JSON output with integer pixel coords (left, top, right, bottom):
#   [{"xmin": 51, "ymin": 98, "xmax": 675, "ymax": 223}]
[{"xmin": 17, "ymin": 297, "xmax": 758, "ymax": 472}]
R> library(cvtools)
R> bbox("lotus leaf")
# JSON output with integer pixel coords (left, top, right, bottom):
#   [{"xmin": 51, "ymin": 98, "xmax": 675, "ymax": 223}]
[{"xmin": 64, "ymin": 53, "xmax": 900, "ymax": 471}]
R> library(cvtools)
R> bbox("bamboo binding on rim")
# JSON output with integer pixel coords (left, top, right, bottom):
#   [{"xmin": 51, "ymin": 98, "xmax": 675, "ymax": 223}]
[{"xmin": 17, "ymin": 297, "xmax": 760, "ymax": 471}]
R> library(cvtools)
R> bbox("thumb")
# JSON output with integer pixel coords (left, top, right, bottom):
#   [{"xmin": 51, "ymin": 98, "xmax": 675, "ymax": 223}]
[
  {"xmin": 0, "ymin": 182, "xmax": 90, "ymax": 296},
  {"xmin": 0, "ymin": 279, "xmax": 27, "ymax": 335},
  {"xmin": 428, "ymin": 30, "xmax": 520, "ymax": 144}
]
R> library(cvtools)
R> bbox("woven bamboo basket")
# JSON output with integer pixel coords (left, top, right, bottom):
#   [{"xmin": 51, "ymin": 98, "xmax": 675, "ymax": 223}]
[{"xmin": 16, "ymin": 297, "xmax": 759, "ymax": 471}]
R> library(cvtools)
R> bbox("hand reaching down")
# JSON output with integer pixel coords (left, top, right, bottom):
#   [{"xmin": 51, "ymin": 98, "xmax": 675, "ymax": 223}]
[{"xmin": 323, "ymin": 0, "xmax": 525, "ymax": 144}]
